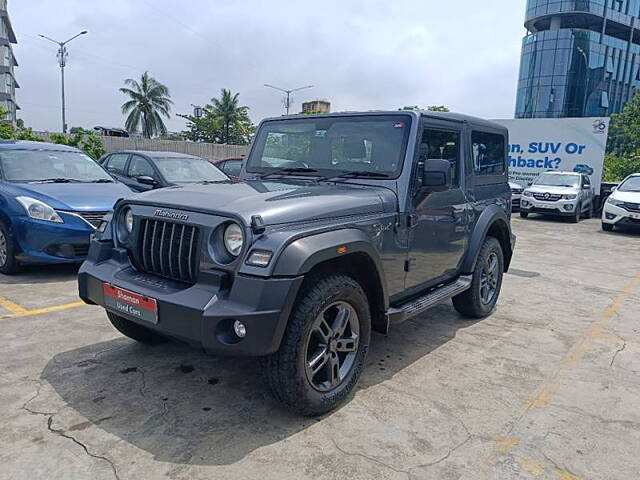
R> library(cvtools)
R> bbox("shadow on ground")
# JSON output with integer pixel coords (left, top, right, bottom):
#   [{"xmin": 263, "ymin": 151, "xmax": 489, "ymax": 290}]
[
  {"xmin": 41, "ymin": 303, "xmax": 480, "ymax": 466},
  {"xmin": 0, "ymin": 263, "xmax": 80, "ymax": 284}
]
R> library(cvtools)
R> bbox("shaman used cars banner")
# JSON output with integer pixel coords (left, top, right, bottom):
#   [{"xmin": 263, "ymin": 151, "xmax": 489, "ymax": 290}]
[{"xmin": 493, "ymin": 117, "xmax": 610, "ymax": 191}]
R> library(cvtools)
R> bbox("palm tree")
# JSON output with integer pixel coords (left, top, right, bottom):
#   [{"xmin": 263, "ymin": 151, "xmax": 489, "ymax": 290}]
[
  {"xmin": 120, "ymin": 72, "xmax": 173, "ymax": 138},
  {"xmin": 210, "ymin": 89, "xmax": 250, "ymax": 144}
]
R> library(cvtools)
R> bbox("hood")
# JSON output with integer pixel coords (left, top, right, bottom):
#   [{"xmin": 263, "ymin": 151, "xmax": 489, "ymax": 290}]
[
  {"xmin": 610, "ymin": 190, "xmax": 640, "ymax": 203},
  {"xmin": 132, "ymin": 180, "xmax": 397, "ymax": 225},
  {"xmin": 6, "ymin": 182, "xmax": 133, "ymax": 211},
  {"xmin": 525, "ymin": 185, "xmax": 579, "ymax": 195}
]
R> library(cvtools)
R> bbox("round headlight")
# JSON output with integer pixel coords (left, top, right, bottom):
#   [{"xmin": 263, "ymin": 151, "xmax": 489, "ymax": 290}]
[
  {"xmin": 223, "ymin": 223, "xmax": 244, "ymax": 256},
  {"xmin": 124, "ymin": 208, "xmax": 134, "ymax": 233}
]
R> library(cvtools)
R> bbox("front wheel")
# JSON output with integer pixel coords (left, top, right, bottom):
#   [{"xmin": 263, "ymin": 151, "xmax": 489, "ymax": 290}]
[
  {"xmin": 569, "ymin": 203, "xmax": 581, "ymax": 223},
  {"xmin": 453, "ymin": 236, "xmax": 504, "ymax": 319},
  {"xmin": 0, "ymin": 221, "xmax": 19, "ymax": 275},
  {"xmin": 519, "ymin": 211, "xmax": 529, "ymax": 218},
  {"xmin": 264, "ymin": 274, "xmax": 371, "ymax": 416}
]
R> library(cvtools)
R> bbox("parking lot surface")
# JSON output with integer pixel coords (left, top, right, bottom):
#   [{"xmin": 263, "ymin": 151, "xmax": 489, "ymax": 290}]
[{"xmin": 1, "ymin": 217, "xmax": 639, "ymax": 480}]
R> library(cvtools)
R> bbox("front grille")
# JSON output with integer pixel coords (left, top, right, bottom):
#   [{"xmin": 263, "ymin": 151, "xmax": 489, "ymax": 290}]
[
  {"xmin": 78, "ymin": 211, "xmax": 110, "ymax": 228},
  {"xmin": 511, "ymin": 188, "xmax": 523, "ymax": 195},
  {"xmin": 533, "ymin": 192, "xmax": 562, "ymax": 201},
  {"xmin": 136, "ymin": 219, "xmax": 200, "ymax": 283},
  {"xmin": 622, "ymin": 202, "xmax": 640, "ymax": 213}
]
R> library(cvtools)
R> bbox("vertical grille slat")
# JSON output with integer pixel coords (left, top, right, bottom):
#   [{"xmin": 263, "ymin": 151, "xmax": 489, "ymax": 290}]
[{"xmin": 135, "ymin": 218, "xmax": 199, "ymax": 284}]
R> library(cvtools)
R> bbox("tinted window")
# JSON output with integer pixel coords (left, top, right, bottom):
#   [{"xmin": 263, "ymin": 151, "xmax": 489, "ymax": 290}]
[
  {"xmin": 472, "ymin": 131, "xmax": 506, "ymax": 175},
  {"xmin": 222, "ymin": 160, "xmax": 242, "ymax": 176},
  {"xmin": 419, "ymin": 129, "xmax": 460, "ymax": 186},
  {"xmin": 127, "ymin": 155, "xmax": 156, "ymax": 179},
  {"xmin": 105, "ymin": 153, "xmax": 129, "ymax": 175}
]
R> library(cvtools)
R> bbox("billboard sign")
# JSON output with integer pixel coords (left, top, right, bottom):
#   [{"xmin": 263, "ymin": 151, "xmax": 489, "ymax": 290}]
[{"xmin": 493, "ymin": 117, "xmax": 610, "ymax": 191}]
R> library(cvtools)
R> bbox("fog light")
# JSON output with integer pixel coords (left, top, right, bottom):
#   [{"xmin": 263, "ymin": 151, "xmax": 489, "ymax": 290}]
[
  {"xmin": 564, "ymin": 204, "xmax": 574, "ymax": 211},
  {"xmin": 233, "ymin": 320, "xmax": 246, "ymax": 338},
  {"xmin": 606, "ymin": 212, "xmax": 616, "ymax": 220}
]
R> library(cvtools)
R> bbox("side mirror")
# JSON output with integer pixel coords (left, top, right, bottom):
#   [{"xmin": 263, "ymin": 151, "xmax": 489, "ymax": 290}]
[
  {"xmin": 422, "ymin": 159, "xmax": 452, "ymax": 191},
  {"xmin": 137, "ymin": 175, "xmax": 158, "ymax": 186}
]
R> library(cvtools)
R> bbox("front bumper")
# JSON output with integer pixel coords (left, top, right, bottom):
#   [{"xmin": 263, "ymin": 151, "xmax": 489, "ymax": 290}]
[
  {"xmin": 511, "ymin": 193, "xmax": 522, "ymax": 209},
  {"xmin": 602, "ymin": 203, "xmax": 640, "ymax": 226},
  {"xmin": 78, "ymin": 242, "xmax": 304, "ymax": 356},
  {"xmin": 520, "ymin": 197, "xmax": 577, "ymax": 216},
  {"xmin": 13, "ymin": 212, "xmax": 95, "ymax": 264}
]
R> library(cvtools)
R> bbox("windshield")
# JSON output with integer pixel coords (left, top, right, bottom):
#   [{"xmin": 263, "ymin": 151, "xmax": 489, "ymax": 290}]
[
  {"xmin": 534, "ymin": 173, "xmax": 579, "ymax": 188},
  {"xmin": 0, "ymin": 150, "xmax": 113, "ymax": 183},
  {"xmin": 618, "ymin": 176, "xmax": 640, "ymax": 192},
  {"xmin": 154, "ymin": 157, "xmax": 228, "ymax": 183},
  {"xmin": 245, "ymin": 115, "xmax": 412, "ymax": 178}
]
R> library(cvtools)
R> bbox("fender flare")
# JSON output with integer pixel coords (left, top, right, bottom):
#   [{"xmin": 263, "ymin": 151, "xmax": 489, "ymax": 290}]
[
  {"xmin": 461, "ymin": 205, "xmax": 513, "ymax": 273},
  {"xmin": 272, "ymin": 228, "xmax": 389, "ymax": 306}
]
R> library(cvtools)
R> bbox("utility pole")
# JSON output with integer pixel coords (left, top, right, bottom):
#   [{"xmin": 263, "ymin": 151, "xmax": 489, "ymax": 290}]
[
  {"xmin": 264, "ymin": 84, "xmax": 314, "ymax": 115},
  {"xmin": 39, "ymin": 30, "xmax": 88, "ymax": 134}
]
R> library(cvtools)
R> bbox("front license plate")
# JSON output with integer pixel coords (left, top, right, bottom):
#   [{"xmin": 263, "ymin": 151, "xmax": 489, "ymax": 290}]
[
  {"xmin": 538, "ymin": 204, "xmax": 555, "ymax": 209},
  {"xmin": 103, "ymin": 284, "xmax": 158, "ymax": 324}
]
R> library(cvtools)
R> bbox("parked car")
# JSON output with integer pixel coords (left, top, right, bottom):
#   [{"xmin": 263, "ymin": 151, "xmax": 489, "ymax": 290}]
[
  {"xmin": 509, "ymin": 181, "xmax": 523, "ymax": 210},
  {"xmin": 214, "ymin": 157, "xmax": 243, "ymax": 180},
  {"xmin": 520, "ymin": 171, "xmax": 594, "ymax": 222},
  {"xmin": 92, "ymin": 126, "xmax": 129, "ymax": 137},
  {"xmin": 0, "ymin": 141, "xmax": 132, "ymax": 274},
  {"xmin": 78, "ymin": 110, "xmax": 515, "ymax": 415},
  {"xmin": 98, "ymin": 151, "xmax": 229, "ymax": 192},
  {"xmin": 601, "ymin": 173, "xmax": 640, "ymax": 231},
  {"xmin": 573, "ymin": 164, "xmax": 594, "ymax": 176}
]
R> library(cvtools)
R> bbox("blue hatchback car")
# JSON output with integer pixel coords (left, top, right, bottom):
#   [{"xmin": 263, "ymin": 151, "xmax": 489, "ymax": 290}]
[{"xmin": 0, "ymin": 141, "xmax": 132, "ymax": 274}]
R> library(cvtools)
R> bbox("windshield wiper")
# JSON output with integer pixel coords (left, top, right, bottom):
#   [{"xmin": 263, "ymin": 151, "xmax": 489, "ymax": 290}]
[
  {"xmin": 197, "ymin": 180, "xmax": 229, "ymax": 184},
  {"xmin": 29, "ymin": 178, "xmax": 83, "ymax": 184},
  {"xmin": 89, "ymin": 178, "xmax": 114, "ymax": 183},
  {"xmin": 320, "ymin": 170, "xmax": 390, "ymax": 181},
  {"xmin": 259, "ymin": 167, "xmax": 319, "ymax": 179}
]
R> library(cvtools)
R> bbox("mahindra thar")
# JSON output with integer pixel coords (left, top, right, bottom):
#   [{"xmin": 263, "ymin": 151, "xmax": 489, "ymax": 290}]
[{"xmin": 78, "ymin": 110, "xmax": 515, "ymax": 415}]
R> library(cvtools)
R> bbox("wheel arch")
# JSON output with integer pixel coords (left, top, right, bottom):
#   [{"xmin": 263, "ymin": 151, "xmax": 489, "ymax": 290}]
[{"xmin": 462, "ymin": 206, "xmax": 514, "ymax": 274}]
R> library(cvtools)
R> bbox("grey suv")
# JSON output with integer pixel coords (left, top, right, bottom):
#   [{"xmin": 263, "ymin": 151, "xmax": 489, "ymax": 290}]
[{"xmin": 78, "ymin": 111, "xmax": 515, "ymax": 415}]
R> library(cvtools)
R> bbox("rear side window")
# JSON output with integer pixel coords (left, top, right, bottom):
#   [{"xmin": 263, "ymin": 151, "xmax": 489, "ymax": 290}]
[
  {"xmin": 471, "ymin": 131, "xmax": 505, "ymax": 175},
  {"xmin": 105, "ymin": 153, "xmax": 128, "ymax": 175}
]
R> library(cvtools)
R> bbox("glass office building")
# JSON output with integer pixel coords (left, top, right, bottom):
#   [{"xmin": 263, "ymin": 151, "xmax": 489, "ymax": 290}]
[{"xmin": 515, "ymin": 0, "xmax": 640, "ymax": 118}]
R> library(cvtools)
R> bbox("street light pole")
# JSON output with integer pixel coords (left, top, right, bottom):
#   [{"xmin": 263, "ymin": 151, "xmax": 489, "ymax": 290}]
[
  {"xmin": 39, "ymin": 30, "xmax": 88, "ymax": 134},
  {"xmin": 263, "ymin": 84, "xmax": 314, "ymax": 115},
  {"xmin": 576, "ymin": 46, "xmax": 590, "ymax": 116}
]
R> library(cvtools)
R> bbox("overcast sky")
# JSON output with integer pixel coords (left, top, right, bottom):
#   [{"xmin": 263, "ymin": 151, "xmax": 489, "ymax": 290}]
[{"xmin": 11, "ymin": 0, "xmax": 527, "ymax": 133}]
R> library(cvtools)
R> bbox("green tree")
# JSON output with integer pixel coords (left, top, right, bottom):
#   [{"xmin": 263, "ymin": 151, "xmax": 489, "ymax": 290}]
[
  {"xmin": 180, "ymin": 89, "xmax": 255, "ymax": 145},
  {"xmin": 603, "ymin": 91, "xmax": 640, "ymax": 180},
  {"xmin": 49, "ymin": 132, "xmax": 106, "ymax": 160},
  {"xmin": 120, "ymin": 71, "xmax": 173, "ymax": 139}
]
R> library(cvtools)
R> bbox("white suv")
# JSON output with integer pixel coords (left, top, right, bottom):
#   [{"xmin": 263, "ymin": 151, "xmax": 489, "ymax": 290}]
[
  {"xmin": 602, "ymin": 173, "xmax": 640, "ymax": 231},
  {"xmin": 520, "ymin": 171, "xmax": 595, "ymax": 223}
]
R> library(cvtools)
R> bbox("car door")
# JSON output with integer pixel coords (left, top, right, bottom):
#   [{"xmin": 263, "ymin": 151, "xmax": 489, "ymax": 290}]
[
  {"xmin": 581, "ymin": 174, "xmax": 593, "ymax": 211},
  {"xmin": 125, "ymin": 155, "xmax": 161, "ymax": 192},
  {"xmin": 103, "ymin": 153, "xmax": 130, "ymax": 183},
  {"xmin": 405, "ymin": 124, "xmax": 470, "ymax": 292}
]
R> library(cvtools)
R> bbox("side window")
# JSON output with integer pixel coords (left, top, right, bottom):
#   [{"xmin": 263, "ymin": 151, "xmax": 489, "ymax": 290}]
[
  {"xmin": 127, "ymin": 155, "xmax": 156, "ymax": 179},
  {"xmin": 419, "ymin": 129, "xmax": 460, "ymax": 187},
  {"xmin": 471, "ymin": 131, "xmax": 506, "ymax": 175},
  {"xmin": 105, "ymin": 153, "xmax": 128, "ymax": 175},
  {"xmin": 223, "ymin": 160, "xmax": 242, "ymax": 176}
]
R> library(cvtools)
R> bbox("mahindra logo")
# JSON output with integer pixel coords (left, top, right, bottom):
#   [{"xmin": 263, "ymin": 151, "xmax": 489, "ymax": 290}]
[{"xmin": 154, "ymin": 209, "xmax": 189, "ymax": 221}]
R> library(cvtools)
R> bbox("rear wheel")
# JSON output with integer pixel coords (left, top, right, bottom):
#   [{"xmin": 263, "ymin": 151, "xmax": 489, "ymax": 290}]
[
  {"xmin": 106, "ymin": 311, "xmax": 166, "ymax": 344},
  {"xmin": 519, "ymin": 211, "xmax": 529, "ymax": 218},
  {"xmin": 453, "ymin": 236, "xmax": 504, "ymax": 319},
  {"xmin": 265, "ymin": 274, "xmax": 371, "ymax": 416},
  {"xmin": 0, "ymin": 221, "xmax": 19, "ymax": 275},
  {"xmin": 602, "ymin": 222, "xmax": 614, "ymax": 232}
]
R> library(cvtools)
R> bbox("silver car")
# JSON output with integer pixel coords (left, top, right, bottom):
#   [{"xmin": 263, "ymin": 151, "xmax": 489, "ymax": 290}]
[
  {"xmin": 520, "ymin": 171, "xmax": 595, "ymax": 223},
  {"xmin": 509, "ymin": 181, "xmax": 524, "ymax": 210}
]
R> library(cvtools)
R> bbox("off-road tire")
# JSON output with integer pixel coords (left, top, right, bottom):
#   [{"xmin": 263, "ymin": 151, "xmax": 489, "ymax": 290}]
[
  {"xmin": 453, "ymin": 236, "xmax": 504, "ymax": 319},
  {"xmin": 0, "ymin": 221, "xmax": 19, "ymax": 275},
  {"xmin": 602, "ymin": 222, "xmax": 614, "ymax": 232},
  {"xmin": 106, "ymin": 311, "xmax": 166, "ymax": 345},
  {"xmin": 264, "ymin": 274, "xmax": 371, "ymax": 416},
  {"xmin": 519, "ymin": 211, "xmax": 529, "ymax": 218}
]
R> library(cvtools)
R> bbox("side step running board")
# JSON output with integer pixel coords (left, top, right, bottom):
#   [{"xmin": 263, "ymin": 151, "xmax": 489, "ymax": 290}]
[{"xmin": 386, "ymin": 275, "xmax": 472, "ymax": 325}]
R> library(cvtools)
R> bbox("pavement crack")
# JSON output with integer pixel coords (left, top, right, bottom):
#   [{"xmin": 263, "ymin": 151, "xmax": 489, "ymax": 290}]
[
  {"xmin": 330, "ymin": 438, "xmax": 410, "ymax": 478},
  {"xmin": 409, "ymin": 433, "xmax": 472, "ymax": 477},
  {"xmin": 47, "ymin": 416, "xmax": 120, "ymax": 480},
  {"xmin": 610, "ymin": 341, "xmax": 626, "ymax": 367}
]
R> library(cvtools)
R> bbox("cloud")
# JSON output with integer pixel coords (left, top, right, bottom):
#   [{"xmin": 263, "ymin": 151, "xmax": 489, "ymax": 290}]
[{"xmin": 10, "ymin": 0, "xmax": 525, "ymax": 133}]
